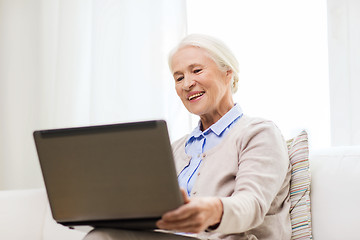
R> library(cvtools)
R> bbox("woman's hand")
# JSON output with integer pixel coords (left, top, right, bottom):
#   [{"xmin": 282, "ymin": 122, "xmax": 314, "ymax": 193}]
[{"xmin": 156, "ymin": 189, "xmax": 223, "ymax": 233}]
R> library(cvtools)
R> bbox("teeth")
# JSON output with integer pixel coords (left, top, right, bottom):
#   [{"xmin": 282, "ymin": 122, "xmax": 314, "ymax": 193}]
[{"xmin": 189, "ymin": 92, "xmax": 204, "ymax": 100}]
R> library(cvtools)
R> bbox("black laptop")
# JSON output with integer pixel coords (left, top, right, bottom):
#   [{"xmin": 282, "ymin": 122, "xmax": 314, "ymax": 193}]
[{"xmin": 33, "ymin": 120, "xmax": 183, "ymax": 230}]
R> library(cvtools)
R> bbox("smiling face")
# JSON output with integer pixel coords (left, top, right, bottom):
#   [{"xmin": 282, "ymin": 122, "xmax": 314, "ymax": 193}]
[{"xmin": 171, "ymin": 46, "xmax": 234, "ymax": 129}]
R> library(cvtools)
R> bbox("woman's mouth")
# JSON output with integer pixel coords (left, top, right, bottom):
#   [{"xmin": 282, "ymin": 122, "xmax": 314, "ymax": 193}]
[{"xmin": 188, "ymin": 92, "xmax": 205, "ymax": 101}]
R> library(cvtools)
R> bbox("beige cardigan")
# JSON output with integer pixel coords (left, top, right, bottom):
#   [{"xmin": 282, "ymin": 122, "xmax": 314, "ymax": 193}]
[{"xmin": 172, "ymin": 116, "xmax": 292, "ymax": 240}]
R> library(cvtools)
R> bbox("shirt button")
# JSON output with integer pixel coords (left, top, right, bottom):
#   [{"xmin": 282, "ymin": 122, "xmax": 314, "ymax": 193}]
[
  {"xmin": 193, "ymin": 191, "xmax": 197, "ymax": 195},
  {"xmin": 197, "ymin": 172, "xmax": 200, "ymax": 176}
]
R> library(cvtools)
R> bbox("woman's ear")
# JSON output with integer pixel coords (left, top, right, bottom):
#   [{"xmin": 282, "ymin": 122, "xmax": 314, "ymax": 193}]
[{"xmin": 225, "ymin": 69, "xmax": 233, "ymax": 83}]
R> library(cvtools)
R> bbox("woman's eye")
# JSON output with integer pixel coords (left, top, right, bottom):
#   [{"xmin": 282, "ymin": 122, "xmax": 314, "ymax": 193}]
[
  {"xmin": 193, "ymin": 69, "xmax": 202, "ymax": 74},
  {"xmin": 176, "ymin": 76, "xmax": 184, "ymax": 82}
]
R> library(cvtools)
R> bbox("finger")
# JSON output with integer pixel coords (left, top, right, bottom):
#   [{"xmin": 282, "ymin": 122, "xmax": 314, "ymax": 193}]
[
  {"xmin": 161, "ymin": 203, "xmax": 195, "ymax": 221},
  {"xmin": 157, "ymin": 215, "xmax": 203, "ymax": 233},
  {"xmin": 162, "ymin": 197, "xmax": 222, "ymax": 229},
  {"xmin": 161, "ymin": 190, "xmax": 193, "ymax": 221},
  {"xmin": 180, "ymin": 188, "xmax": 190, "ymax": 204}
]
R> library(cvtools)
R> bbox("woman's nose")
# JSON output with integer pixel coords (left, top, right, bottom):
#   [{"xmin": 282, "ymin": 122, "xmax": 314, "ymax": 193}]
[{"xmin": 182, "ymin": 77, "xmax": 195, "ymax": 90}]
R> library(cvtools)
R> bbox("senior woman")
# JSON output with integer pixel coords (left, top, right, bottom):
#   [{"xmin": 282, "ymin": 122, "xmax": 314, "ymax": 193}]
[{"xmin": 84, "ymin": 34, "xmax": 292, "ymax": 240}]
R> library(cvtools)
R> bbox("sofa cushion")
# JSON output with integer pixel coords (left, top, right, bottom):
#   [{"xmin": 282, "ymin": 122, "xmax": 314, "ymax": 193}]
[
  {"xmin": 310, "ymin": 146, "xmax": 360, "ymax": 240},
  {"xmin": 287, "ymin": 130, "xmax": 312, "ymax": 239}
]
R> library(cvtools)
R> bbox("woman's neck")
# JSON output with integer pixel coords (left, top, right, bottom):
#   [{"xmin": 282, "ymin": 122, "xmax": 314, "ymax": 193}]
[{"xmin": 199, "ymin": 102, "xmax": 234, "ymax": 131}]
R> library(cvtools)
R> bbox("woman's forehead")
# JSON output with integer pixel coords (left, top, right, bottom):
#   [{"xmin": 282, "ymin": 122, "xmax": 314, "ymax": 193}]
[{"xmin": 171, "ymin": 46, "xmax": 214, "ymax": 70}]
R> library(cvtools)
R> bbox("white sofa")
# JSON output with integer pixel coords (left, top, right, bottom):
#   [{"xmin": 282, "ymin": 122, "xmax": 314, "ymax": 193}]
[
  {"xmin": 310, "ymin": 146, "xmax": 360, "ymax": 240},
  {"xmin": 1, "ymin": 146, "xmax": 360, "ymax": 240},
  {"xmin": 0, "ymin": 188, "xmax": 90, "ymax": 240}
]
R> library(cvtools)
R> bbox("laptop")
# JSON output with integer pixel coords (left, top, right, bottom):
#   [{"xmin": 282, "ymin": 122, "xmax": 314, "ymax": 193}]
[{"xmin": 33, "ymin": 120, "xmax": 184, "ymax": 230}]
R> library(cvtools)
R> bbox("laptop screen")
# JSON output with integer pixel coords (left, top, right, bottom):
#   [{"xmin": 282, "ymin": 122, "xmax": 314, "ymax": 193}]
[{"xmin": 34, "ymin": 120, "xmax": 183, "ymax": 225}]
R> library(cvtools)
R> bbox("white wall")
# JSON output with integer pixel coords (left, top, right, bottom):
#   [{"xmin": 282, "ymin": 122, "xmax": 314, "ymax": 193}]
[{"xmin": 327, "ymin": 0, "xmax": 360, "ymax": 146}]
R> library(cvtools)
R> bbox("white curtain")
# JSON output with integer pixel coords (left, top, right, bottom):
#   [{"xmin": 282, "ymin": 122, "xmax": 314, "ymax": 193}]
[
  {"xmin": 0, "ymin": 0, "xmax": 188, "ymax": 190},
  {"xmin": 327, "ymin": 0, "xmax": 360, "ymax": 146}
]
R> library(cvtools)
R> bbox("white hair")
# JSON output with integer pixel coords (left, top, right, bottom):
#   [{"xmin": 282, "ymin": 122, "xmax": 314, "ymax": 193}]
[{"xmin": 168, "ymin": 34, "xmax": 239, "ymax": 94}]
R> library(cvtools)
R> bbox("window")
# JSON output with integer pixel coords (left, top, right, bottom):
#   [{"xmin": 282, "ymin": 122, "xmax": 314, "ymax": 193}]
[{"xmin": 186, "ymin": 0, "xmax": 330, "ymax": 148}]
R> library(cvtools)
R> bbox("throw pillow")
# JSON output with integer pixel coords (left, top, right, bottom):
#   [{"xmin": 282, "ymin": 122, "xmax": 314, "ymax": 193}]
[{"xmin": 286, "ymin": 130, "xmax": 312, "ymax": 240}]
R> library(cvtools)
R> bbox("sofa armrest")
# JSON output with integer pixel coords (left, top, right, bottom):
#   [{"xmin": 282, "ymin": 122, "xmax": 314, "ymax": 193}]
[{"xmin": 0, "ymin": 188, "xmax": 47, "ymax": 240}]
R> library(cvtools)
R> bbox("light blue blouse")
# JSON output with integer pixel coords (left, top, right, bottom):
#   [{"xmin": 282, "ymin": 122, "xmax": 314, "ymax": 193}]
[{"xmin": 178, "ymin": 104, "xmax": 243, "ymax": 196}]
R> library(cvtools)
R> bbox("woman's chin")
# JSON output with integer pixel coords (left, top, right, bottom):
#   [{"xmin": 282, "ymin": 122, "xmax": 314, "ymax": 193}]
[
  {"xmin": 186, "ymin": 107, "xmax": 206, "ymax": 117},
  {"xmin": 184, "ymin": 101, "xmax": 206, "ymax": 114}
]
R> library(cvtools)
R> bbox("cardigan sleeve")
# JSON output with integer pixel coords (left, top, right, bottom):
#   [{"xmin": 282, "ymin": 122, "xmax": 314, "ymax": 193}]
[{"xmin": 213, "ymin": 120, "xmax": 290, "ymax": 234}]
